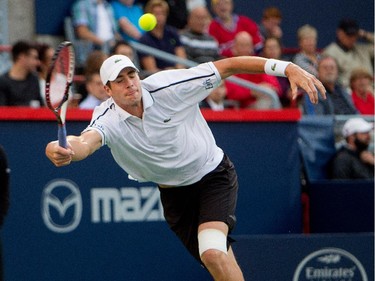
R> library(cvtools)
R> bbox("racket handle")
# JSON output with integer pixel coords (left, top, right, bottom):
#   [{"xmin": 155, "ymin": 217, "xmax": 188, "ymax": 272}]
[{"xmin": 58, "ymin": 124, "xmax": 68, "ymax": 148}]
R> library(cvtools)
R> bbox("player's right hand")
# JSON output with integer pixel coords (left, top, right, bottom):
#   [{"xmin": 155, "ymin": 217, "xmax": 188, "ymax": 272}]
[{"xmin": 45, "ymin": 141, "xmax": 75, "ymax": 167}]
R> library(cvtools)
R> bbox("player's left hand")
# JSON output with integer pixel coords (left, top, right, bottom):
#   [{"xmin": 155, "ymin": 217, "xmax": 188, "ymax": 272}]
[{"xmin": 285, "ymin": 63, "xmax": 326, "ymax": 104}]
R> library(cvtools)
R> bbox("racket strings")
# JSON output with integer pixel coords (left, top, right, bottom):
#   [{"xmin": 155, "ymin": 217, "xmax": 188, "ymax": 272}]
[{"xmin": 46, "ymin": 44, "xmax": 74, "ymax": 109}]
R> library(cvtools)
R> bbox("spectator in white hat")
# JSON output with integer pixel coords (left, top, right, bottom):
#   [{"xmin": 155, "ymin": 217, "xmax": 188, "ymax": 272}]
[{"xmin": 329, "ymin": 117, "xmax": 374, "ymax": 179}]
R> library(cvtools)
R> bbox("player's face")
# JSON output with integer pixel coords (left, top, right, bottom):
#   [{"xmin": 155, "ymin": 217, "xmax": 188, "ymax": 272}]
[{"xmin": 105, "ymin": 68, "xmax": 142, "ymax": 108}]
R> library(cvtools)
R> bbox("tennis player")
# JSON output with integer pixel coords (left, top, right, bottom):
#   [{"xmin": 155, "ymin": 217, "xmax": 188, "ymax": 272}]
[{"xmin": 46, "ymin": 54, "xmax": 326, "ymax": 280}]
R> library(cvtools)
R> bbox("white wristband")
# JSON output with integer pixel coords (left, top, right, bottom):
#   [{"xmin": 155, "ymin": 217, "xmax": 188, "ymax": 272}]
[{"xmin": 264, "ymin": 59, "xmax": 291, "ymax": 77}]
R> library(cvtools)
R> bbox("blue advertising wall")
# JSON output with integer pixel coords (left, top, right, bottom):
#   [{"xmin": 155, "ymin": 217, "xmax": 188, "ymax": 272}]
[
  {"xmin": 0, "ymin": 110, "xmax": 301, "ymax": 280},
  {"xmin": 0, "ymin": 109, "xmax": 373, "ymax": 280},
  {"xmin": 233, "ymin": 233, "xmax": 374, "ymax": 281}
]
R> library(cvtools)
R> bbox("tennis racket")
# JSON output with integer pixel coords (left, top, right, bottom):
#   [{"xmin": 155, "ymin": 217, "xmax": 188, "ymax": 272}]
[{"xmin": 45, "ymin": 41, "xmax": 75, "ymax": 148}]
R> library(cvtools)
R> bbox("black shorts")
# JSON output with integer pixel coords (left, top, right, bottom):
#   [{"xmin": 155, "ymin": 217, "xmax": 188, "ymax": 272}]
[{"xmin": 158, "ymin": 154, "xmax": 239, "ymax": 263}]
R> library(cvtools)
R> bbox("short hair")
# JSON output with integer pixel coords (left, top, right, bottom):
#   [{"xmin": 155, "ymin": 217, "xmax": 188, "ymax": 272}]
[
  {"xmin": 36, "ymin": 42, "xmax": 52, "ymax": 64},
  {"xmin": 350, "ymin": 68, "xmax": 373, "ymax": 85},
  {"xmin": 84, "ymin": 50, "xmax": 107, "ymax": 76},
  {"xmin": 85, "ymin": 71, "xmax": 101, "ymax": 83},
  {"xmin": 338, "ymin": 18, "xmax": 359, "ymax": 36},
  {"xmin": 211, "ymin": 0, "xmax": 225, "ymax": 6},
  {"xmin": 297, "ymin": 24, "xmax": 317, "ymax": 40},
  {"xmin": 110, "ymin": 40, "xmax": 132, "ymax": 55},
  {"xmin": 264, "ymin": 36, "xmax": 282, "ymax": 47},
  {"xmin": 317, "ymin": 54, "xmax": 338, "ymax": 70},
  {"xmin": 262, "ymin": 6, "xmax": 282, "ymax": 20},
  {"xmin": 11, "ymin": 40, "xmax": 36, "ymax": 62},
  {"xmin": 145, "ymin": 0, "xmax": 169, "ymax": 15}
]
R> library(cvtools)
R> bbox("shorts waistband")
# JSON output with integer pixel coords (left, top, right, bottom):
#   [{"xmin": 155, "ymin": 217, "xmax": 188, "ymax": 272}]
[{"xmin": 158, "ymin": 154, "xmax": 227, "ymax": 189}]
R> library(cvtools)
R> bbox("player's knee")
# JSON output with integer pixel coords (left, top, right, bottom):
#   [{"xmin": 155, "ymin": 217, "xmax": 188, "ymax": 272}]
[
  {"xmin": 198, "ymin": 228, "xmax": 228, "ymax": 266},
  {"xmin": 200, "ymin": 248, "xmax": 227, "ymax": 268}
]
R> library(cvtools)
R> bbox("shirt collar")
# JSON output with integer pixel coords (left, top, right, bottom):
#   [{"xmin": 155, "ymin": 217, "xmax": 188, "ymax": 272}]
[{"xmin": 142, "ymin": 88, "xmax": 154, "ymax": 110}]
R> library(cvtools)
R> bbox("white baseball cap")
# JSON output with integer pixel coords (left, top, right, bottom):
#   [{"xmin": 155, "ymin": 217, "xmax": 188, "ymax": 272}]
[
  {"xmin": 342, "ymin": 117, "xmax": 373, "ymax": 137},
  {"xmin": 100, "ymin": 55, "xmax": 139, "ymax": 85}
]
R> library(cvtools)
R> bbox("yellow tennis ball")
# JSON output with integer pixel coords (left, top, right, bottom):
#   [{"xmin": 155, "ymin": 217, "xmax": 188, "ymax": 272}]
[{"xmin": 138, "ymin": 13, "xmax": 157, "ymax": 31}]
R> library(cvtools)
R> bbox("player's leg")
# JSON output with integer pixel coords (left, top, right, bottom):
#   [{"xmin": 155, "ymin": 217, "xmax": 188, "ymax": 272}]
[
  {"xmin": 197, "ymin": 153, "xmax": 244, "ymax": 280},
  {"xmin": 158, "ymin": 153, "xmax": 244, "ymax": 279},
  {"xmin": 198, "ymin": 221, "xmax": 244, "ymax": 281}
]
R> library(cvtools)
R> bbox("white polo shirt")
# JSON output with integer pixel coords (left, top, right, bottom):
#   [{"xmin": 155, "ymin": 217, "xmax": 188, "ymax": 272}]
[{"xmin": 83, "ymin": 62, "xmax": 224, "ymax": 186}]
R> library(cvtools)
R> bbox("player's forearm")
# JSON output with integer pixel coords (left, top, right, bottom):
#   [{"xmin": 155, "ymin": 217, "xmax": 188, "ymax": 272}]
[
  {"xmin": 215, "ymin": 56, "xmax": 297, "ymax": 79},
  {"xmin": 46, "ymin": 132, "xmax": 100, "ymax": 167},
  {"xmin": 67, "ymin": 135, "xmax": 95, "ymax": 161},
  {"xmin": 214, "ymin": 56, "xmax": 267, "ymax": 79}
]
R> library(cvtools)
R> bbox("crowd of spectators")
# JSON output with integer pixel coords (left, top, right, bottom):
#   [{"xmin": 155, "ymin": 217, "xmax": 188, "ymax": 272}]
[{"xmin": 0, "ymin": 0, "xmax": 373, "ymax": 116}]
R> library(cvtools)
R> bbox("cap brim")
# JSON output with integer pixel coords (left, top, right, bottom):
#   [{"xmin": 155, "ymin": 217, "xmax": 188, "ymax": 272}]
[
  {"xmin": 108, "ymin": 64, "xmax": 139, "ymax": 82},
  {"xmin": 357, "ymin": 123, "xmax": 374, "ymax": 133}
]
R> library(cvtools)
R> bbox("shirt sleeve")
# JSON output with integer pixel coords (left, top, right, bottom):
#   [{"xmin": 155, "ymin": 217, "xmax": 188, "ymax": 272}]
[
  {"xmin": 81, "ymin": 103, "xmax": 113, "ymax": 146},
  {"xmin": 142, "ymin": 62, "xmax": 222, "ymax": 109},
  {"xmin": 72, "ymin": 0, "xmax": 89, "ymax": 26}
]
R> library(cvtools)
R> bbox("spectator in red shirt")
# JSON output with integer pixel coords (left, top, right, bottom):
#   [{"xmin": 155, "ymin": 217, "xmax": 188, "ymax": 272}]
[
  {"xmin": 350, "ymin": 68, "xmax": 374, "ymax": 115},
  {"xmin": 208, "ymin": 0, "xmax": 263, "ymax": 57}
]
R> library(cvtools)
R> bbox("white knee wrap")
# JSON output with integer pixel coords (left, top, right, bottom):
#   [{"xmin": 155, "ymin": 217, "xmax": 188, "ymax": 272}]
[{"xmin": 198, "ymin": 229, "xmax": 228, "ymax": 257}]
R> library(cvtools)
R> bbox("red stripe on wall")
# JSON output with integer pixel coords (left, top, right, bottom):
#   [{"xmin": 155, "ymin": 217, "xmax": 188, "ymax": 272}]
[{"xmin": 0, "ymin": 107, "xmax": 301, "ymax": 122}]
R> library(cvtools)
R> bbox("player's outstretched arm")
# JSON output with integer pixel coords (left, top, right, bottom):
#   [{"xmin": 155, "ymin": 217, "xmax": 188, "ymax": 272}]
[
  {"xmin": 213, "ymin": 56, "xmax": 326, "ymax": 104},
  {"xmin": 45, "ymin": 130, "xmax": 102, "ymax": 167}
]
